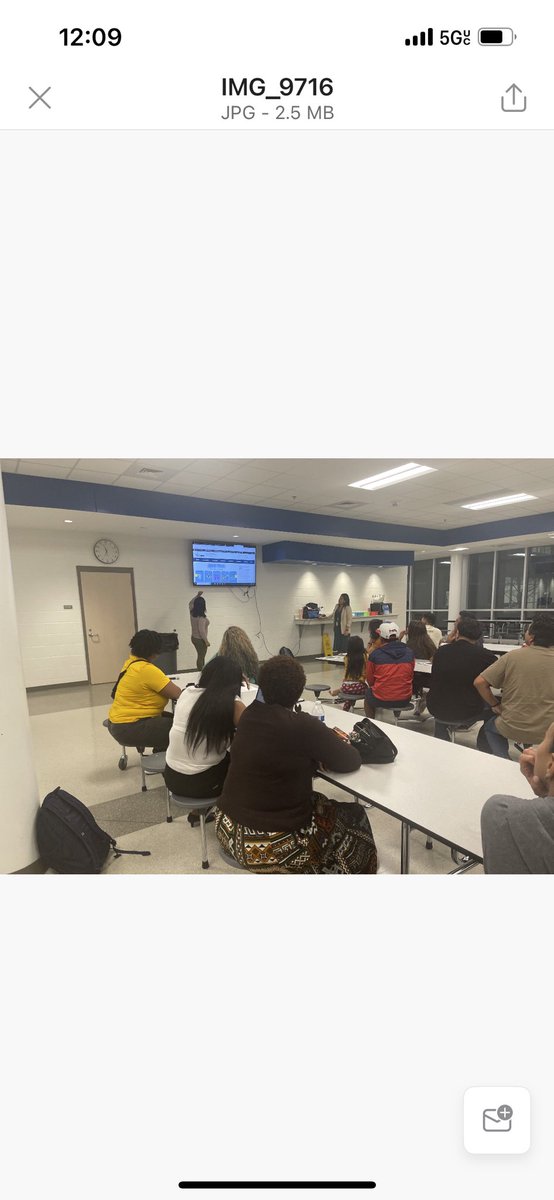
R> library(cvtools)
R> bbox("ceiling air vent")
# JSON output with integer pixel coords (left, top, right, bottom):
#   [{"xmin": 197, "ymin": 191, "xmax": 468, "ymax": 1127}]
[
  {"xmin": 137, "ymin": 467, "xmax": 164, "ymax": 476},
  {"xmin": 331, "ymin": 500, "xmax": 365, "ymax": 509}
]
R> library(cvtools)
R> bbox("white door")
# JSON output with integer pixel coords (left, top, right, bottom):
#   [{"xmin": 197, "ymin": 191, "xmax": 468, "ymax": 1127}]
[{"xmin": 78, "ymin": 568, "xmax": 137, "ymax": 685}]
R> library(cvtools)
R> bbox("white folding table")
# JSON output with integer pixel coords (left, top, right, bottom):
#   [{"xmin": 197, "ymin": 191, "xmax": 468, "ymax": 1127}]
[
  {"xmin": 315, "ymin": 655, "xmax": 433, "ymax": 679},
  {"xmin": 168, "ymin": 674, "xmax": 259, "ymax": 706},
  {"xmin": 306, "ymin": 704, "xmax": 526, "ymax": 874},
  {"xmin": 483, "ymin": 643, "xmax": 521, "ymax": 654}
]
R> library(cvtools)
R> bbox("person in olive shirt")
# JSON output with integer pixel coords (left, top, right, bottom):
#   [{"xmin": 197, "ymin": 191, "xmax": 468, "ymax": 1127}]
[
  {"xmin": 215, "ymin": 655, "xmax": 377, "ymax": 873},
  {"xmin": 481, "ymin": 721, "xmax": 554, "ymax": 873},
  {"xmin": 474, "ymin": 614, "xmax": 554, "ymax": 758},
  {"xmin": 426, "ymin": 616, "xmax": 497, "ymax": 748}
]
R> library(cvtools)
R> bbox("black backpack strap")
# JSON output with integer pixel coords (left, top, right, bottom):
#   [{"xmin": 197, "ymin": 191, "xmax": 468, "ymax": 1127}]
[
  {"xmin": 112, "ymin": 846, "xmax": 152, "ymax": 858},
  {"xmin": 110, "ymin": 657, "xmax": 150, "ymax": 700}
]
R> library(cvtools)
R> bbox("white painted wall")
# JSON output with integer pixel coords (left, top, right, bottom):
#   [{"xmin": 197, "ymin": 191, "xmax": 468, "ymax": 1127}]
[
  {"xmin": 7, "ymin": 526, "xmax": 408, "ymax": 687},
  {"xmin": 0, "ymin": 485, "xmax": 40, "ymax": 870}
]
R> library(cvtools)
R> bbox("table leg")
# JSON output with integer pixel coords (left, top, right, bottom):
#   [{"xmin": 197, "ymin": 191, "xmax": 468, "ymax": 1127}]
[
  {"xmin": 448, "ymin": 858, "xmax": 479, "ymax": 875},
  {"xmin": 400, "ymin": 821, "xmax": 411, "ymax": 874}
]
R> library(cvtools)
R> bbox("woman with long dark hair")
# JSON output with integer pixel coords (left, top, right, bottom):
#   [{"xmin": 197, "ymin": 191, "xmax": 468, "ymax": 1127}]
[
  {"xmin": 404, "ymin": 620, "xmax": 437, "ymax": 661},
  {"xmin": 330, "ymin": 635, "xmax": 367, "ymax": 711},
  {"xmin": 404, "ymin": 619, "xmax": 436, "ymax": 717},
  {"xmin": 331, "ymin": 592, "xmax": 352, "ymax": 653},
  {"xmin": 164, "ymin": 656, "xmax": 244, "ymax": 799},
  {"xmin": 189, "ymin": 589, "xmax": 210, "ymax": 669}
]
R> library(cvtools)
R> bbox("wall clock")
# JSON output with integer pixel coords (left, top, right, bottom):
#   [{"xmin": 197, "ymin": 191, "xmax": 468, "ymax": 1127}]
[{"xmin": 93, "ymin": 538, "xmax": 120, "ymax": 564}]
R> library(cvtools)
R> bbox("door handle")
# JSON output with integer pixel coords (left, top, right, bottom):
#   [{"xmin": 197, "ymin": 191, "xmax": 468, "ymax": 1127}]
[{"xmin": 88, "ymin": 630, "xmax": 100, "ymax": 643}]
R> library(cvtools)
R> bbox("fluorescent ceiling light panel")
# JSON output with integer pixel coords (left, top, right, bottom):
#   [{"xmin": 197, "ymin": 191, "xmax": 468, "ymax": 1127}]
[
  {"xmin": 450, "ymin": 546, "xmax": 468, "ymax": 551},
  {"xmin": 462, "ymin": 493, "xmax": 536, "ymax": 511},
  {"xmin": 349, "ymin": 463, "xmax": 436, "ymax": 491}
]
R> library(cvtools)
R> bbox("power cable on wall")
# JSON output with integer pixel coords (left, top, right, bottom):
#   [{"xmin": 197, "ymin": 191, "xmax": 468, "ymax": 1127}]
[{"xmin": 228, "ymin": 586, "xmax": 302, "ymax": 659}]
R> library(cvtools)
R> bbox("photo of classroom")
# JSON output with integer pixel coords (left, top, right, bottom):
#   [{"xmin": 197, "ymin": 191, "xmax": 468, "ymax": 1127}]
[{"xmin": 2, "ymin": 458, "xmax": 554, "ymax": 876}]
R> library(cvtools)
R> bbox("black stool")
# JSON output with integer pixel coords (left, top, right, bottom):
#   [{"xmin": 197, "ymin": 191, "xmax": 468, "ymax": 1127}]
[{"xmin": 304, "ymin": 684, "xmax": 331, "ymax": 701}]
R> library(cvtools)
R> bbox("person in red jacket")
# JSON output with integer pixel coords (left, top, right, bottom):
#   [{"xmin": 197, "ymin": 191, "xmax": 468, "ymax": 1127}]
[{"xmin": 364, "ymin": 622, "xmax": 415, "ymax": 718}]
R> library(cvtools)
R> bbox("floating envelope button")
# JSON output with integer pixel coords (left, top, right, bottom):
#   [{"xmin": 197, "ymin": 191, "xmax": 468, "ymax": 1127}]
[{"xmin": 483, "ymin": 1105, "xmax": 513, "ymax": 1132}]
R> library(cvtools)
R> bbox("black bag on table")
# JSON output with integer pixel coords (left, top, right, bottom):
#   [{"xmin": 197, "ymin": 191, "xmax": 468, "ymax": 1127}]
[
  {"xmin": 349, "ymin": 717, "xmax": 398, "ymax": 764},
  {"xmin": 36, "ymin": 787, "xmax": 151, "ymax": 874},
  {"xmin": 302, "ymin": 603, "xmax": 320, "ymax": 619}
]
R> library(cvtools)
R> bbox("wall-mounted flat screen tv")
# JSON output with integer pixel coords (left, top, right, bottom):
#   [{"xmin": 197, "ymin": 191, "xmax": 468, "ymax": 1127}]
[{"xmin": 192, "ymin": 541, "xmax": 256, "ymax": 587}]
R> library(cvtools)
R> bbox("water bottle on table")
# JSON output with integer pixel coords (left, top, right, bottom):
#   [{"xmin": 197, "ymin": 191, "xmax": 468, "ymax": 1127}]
[{"xmin": 313, "ymin": 698, "xmax": 325, "ymax": 723}]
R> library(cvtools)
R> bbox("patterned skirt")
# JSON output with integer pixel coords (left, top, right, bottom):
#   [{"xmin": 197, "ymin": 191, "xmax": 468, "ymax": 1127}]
[
  {"xmin": 337, "ymin": 679, "xmax": 367, "ymax": 711},
  {"xmin": 215, "ymin": 792, "xmax": 377, "ymax": 874}
]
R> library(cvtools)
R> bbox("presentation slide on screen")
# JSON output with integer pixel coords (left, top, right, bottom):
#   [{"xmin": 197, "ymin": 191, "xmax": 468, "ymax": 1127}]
[{"xmin": 192, "ymin": 543, "xmax": 257, "ymax": 586}]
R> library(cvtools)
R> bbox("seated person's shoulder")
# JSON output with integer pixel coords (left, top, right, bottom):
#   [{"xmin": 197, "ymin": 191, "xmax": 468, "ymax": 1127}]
[{"xmin": 142, "ymin": 660, "xmax": 170, "ymax": 689}]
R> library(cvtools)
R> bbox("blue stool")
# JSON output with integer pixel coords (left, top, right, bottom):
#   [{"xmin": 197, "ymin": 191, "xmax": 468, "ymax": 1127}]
[
  {"xmin": 165, "ymin": 790, "xmax": 220, "ymax": 869},
  {"xmin": 140, "ymin": 751, "xmax": 166, "ymax": 792}
]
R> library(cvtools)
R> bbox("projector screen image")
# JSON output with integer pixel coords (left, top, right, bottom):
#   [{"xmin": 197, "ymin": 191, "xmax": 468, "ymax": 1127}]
[{"xmin": 192, "ymin": 541, "xmax": 257, "ymax": 586}]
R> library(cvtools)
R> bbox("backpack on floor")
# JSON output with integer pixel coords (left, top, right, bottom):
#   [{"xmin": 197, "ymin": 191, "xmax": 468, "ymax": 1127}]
[
  {"xmin": 349, "ymin": 718, "xmax": 398, "ymax": 764},
  {"xmin": 36, "ymin": 787, "xmax": 151, "ymax": 874}
]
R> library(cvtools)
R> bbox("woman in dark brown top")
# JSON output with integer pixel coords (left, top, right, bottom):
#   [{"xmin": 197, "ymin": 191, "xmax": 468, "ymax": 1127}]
[{"xmin": 215, "ymin": 656, "xmax": 377, "ymax": 873}]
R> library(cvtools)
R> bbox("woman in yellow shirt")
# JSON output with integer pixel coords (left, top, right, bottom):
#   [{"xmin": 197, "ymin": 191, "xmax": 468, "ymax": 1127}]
[{"xmin": 107, "ymin": 629, "xmax": 182, "ymax": 752}]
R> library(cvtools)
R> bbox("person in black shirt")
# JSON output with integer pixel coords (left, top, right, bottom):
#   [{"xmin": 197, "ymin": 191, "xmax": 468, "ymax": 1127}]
[
  {"xmin": 215, "ymin": 655, "xmax": 377, "ymax": 873},
  {"xmin": 446, "ymin": 610, "xmax": 485, "ymax": 647},
  {"xmin": 427, "ymin": 616, "xmax": 497, "ymax": 749}
]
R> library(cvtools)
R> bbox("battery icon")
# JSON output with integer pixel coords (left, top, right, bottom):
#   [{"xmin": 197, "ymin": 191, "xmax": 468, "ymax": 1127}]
[{"xmin": 478, "ymin": 27, "xmax": 515, "ymax": 45}]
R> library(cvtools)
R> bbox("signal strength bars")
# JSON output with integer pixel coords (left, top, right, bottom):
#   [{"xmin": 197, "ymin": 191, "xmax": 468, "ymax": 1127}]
[{"xmin": 405, "ymin": 27, "xmax": 434, "ymax": 46}]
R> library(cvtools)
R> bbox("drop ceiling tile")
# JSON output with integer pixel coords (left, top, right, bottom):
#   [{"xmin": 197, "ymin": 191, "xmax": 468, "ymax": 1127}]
[
  {"xmin": 23, "ymin": 459, "xmax": 79, "ymax": 469},
  {"xmin": 154, "ymin": 481, "xmax": 198, "ymax": 495},
  {"xmin": 223, "ymin": 467, "xmax": 281, "ymax": 485},
  {"xmin": 74, "ymin": 459, "xmax": 135, "ymax": 474},
  {"xmin": 1, "ymin": 460, "xmax": 19, "ymax": 471},
  {"xmin": 68, "ymin": 470, "xmax": 121, "ymax": 484},
  {"xmin": 159, "ymin": 469, "xmax": 221, "ymax": 487},
  {"xmin": 186, "ymin": 459, "xmax": 249, "ymax": 476},
  {"xmin": 112, "ymin": 476, "xmax": 164, "ymax": 490},
  {"xmin": 234, "ymin": 485, "xmax": 294, "ymax": 499},
  {"xmin": 133, "ymin": 459, "xmax": 197, "ymax": 472},
  {"xmin": 523, "ymin": 462, "xmax": 554, "ymax": 482},
  {"xmin": 187, "ymin": 485, "xmax": 243, "ymax": 499},
  {"xmin": 16, "ymin": 463, "xmax": 73, "ymax": 478},
  {"xmin": 259, "ymin": 473, "xmax": 322, "ymax": 490}
]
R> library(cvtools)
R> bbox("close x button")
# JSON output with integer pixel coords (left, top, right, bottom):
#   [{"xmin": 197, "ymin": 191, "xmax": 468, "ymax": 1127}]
[{"xmin": 28, "ymin": 86, "xmax": 51, "ymax": 109}]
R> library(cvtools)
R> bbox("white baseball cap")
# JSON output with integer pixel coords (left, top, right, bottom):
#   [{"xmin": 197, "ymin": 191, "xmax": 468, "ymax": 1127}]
[{"xmin": 377, "ymin": 621, "xmax": 400, "ymax": 639}]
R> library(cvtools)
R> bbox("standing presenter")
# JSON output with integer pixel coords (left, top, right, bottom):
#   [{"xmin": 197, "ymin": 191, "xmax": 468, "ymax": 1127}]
[
  {"xmin": 331, "ymin": 592, "xmax": 352, "ymax": 654},
  {"xmin": 189, "ymin": 590, "xmax": 210, "ymax": 670}
]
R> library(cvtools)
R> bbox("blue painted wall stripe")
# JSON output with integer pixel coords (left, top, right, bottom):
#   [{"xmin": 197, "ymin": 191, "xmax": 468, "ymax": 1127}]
[
  {"xmin": 3, "ymin": 472, "xmax": 554, "ymax": 549},
  {"xmin": 262, "ymin": 541, "xmax": 414, "ymax": 566}
]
